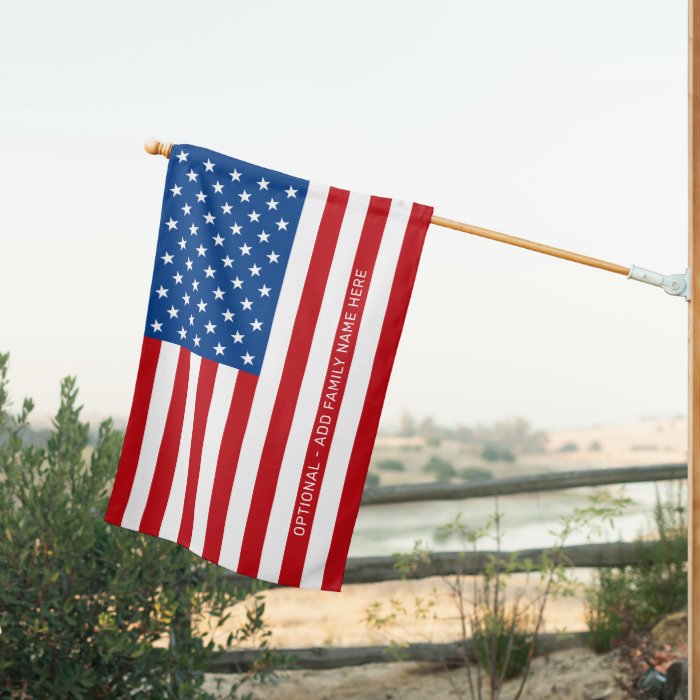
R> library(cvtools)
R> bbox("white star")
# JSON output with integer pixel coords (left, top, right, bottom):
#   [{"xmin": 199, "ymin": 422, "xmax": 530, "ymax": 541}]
[
  {"xmin": 151, "ymin": 319, "xmax": 163, "ymax": 332},
  {"xmin": 173, "ymin": 271, "xmax": 183, "ymax": 284},
  {"xmin": 196, "ymin": 190, "xmax": 207, "ymax": 203},
  {"xmin": 276, "ymin": 218, "xmax": 289, "ymax": 231},
  {"xmin": 204, "ymin": 265, "xmax": 216, "ymax": 278},
  {"xmin": 239, "ymin": 243, "xmax": 251, "ymax": 256},
  {"xmin": 156, "ymin": 285, "xmax": 168, "ymax": 298},
  {"xmin": 231, "ymin": 330, "xmax": 244, "ymax": 343},
  {"xmin": 231, "ymin": 277, "xmax": 243, "ymax": 289},
  {"xmin": 240, "ymin": 297, "xmax": 253, "ymax": 311},
  {"xmin": 229, "ymin": 169, "xmax": 241, "ymax": 182},
  {"xmin": 285, "ymin": 185, "xmax": 298, "ymax": 198},
  {"xmin": 192, "ymin": 279, "xmax": 200, "ymax": 291},
  {"xmin": 267, "ymin": 251, "xmax": 280, "ymax": 264},
  {"xmin": 181, "ymin": 203, "xmax": 192, "ymax": 216},
  {"xmin": 258, "ymin": 284, "xmax": 271, "ymax": 297},
  {"xmin": 170, "ymin": 184, "xmax": 182, "ymax": 197},
  {"xmin": 187, "ymin": 169, "xmax": 198, "ymax": 182},
  {"xmin": 222, "ymin": 308, "xmax": 235, "ymax": 322},
  {"xmin": 221, "ymin": 202, "xmax": 233, "ymax": 214},
  {"xmin": 212, "ymin": 233, "xmax": 225, "ymax": 246},
  {"xmin": 257, "ymin": 231, "xmax": 270, "ymax": 243},
  {"xmin": 166, "ymin": 217, "xmax": 178, "ymax": 230},
  {"xmin": 161, "ymin": 252, "xmax": 174, "ymax": 265},
  {"xmin": 248, "ymin": 210, "xmax": 260, "ymax": 223},
  {"xmin": 205, "ymin": 320, "xmax": 217, "ymax": 334},
  {"xmin": 185, "ymin": 257, "xmax": 193, "ymax": 271},
  {"xmin": 196, "ymin": 244, "xmax": 207, "ymax": 257},
  {"xmin": 176, "ymin": 150, "xmax": 189, "ymax": 163},
  {"xmin": 222, "ymin": 255, "xmax": 234, "ymax": 268},
  {"xmin": 257, "ymin": 177, "xmax": 269, "ymax": 190},
  {"xmin": 250, "ymin": 318, "xmax": 263, "ymax": 331},
  {"xmin": 189, "ymin": 314, "xmax": 194, "ymax": 326},
  {"xmin": 204, "ymin": 212, "xmax": 216, "ymax": 224},
  {"xmin": 167, "ymin": 305, "xmax": 179, "ymax": 319},
  {"xmin": 230, "ymin": 223, "xmax": 242, "ymax": 235},
  {"xmin": 241, "ymin": 352, "xmax": 254, "ymax": 365},
  {"xmin": 249, "ymin": 263, "xmax": 261, "ymax": 277},
  {"xmin": 203, "ymin": 158, "xmax": 215, "ymax": 172},
  {"xmin": 182, "ymin": 293, "xmax": 191, "ymax": 305},
  {"xmin": 193, "ymin": 335, "xmax": 201, "ymax": 347},
  {"xmin": 238, "ymin": 190, "xmax": 251, "ymax": 203},
  {"xmin": 212, "ymin": 180, "xmax": 224, "ymax": 194},
  {"xmin": 178, "ymin": 327, "xmax": 187, "ymax": 340},
  {"xmin": 197, "ymin": 299, "xmax": 207, "ymax": 313},
  {"xmin": 266, "ymin": 198, "xmax": 278, "ymax": 210},
  {"xmin": 189, "ymin": 223, "xmax": 199, "ymax": 236},
  {"xmin": 178, "ymin": 237, "xmax": 187, "ymax": 250},
  {"xmin": 213, "ymin": 342, "xmax": 225, "ymax": 356},
  {"xmin": 213, "ymin": 287, "xmax": 225, "ymax": 300}
]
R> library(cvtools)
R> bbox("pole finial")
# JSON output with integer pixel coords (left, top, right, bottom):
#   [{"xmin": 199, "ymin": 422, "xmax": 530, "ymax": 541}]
[{"xmin": 144, "ymin": 139, "xmax": 173, "ymax": 158}]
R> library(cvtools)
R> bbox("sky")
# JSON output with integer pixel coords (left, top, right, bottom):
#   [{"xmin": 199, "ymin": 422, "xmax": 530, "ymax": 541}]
[{"xmin": 0, "ymin": 0, "xmax": 690, "ymax": 431}]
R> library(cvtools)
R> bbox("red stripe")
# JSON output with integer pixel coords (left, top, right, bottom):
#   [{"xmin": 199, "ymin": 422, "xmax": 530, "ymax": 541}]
[
  {"xmin": 105, "ymin": 336, "xmax": 161, "ymax": 526},
  {"xmin": 201, "ymin": 371, "xmax": 258, "ymax": 564},
  {"xmin": 177, "ymin": 357, "xmax": 219, "ymax": 548},
  {"xmin": 236, "ymin": 187, "xmax": 350, "ymax": 578},
  {"xmin": 138, "ymin": 347, "xmax": 191, "ymax": 536},
  {"xmin": 321, "ymin": 203, "xmax": 433, "ymax": 591},
  {"xmin": 277, "ymin": 196, "xmax": 392, "ymax": 587}
]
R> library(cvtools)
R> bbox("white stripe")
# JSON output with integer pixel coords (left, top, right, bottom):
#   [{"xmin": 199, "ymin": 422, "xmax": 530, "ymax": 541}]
[
  {"xmin": 120, "ymin": 340, "xmax": 181, "ymax": 530},
  {"xmin": 301, "ymin": 200, "xmax": 412, "ymax": 588},
  {"xmin": 256, "ymin": 192, "xmax": 370, "ymax": 584},
  {"xmin": 189, "ymin": 365, "xmax": 238, "ymax": 556},
  {"xmin": 217, "ymin": 182, "xmax": 331, "ymax": 571},
  {"xmin": 159, "ymin": 353, "xmax": 202, "ymax": 542}
]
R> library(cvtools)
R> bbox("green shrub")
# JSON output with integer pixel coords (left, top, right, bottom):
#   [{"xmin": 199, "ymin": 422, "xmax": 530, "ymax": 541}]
[
  {"xmin": 480, "ymin": 445, "xmax": 515, "ymax": 462},
  {"xmin": 556, "ymin": 441, "xmax": 579, "ymax": 453},
  {"xmin": 376, "ymin": 459, "xmax": 405, "ymax": 472},
  {"xmin": 422, "ymin": 456, "xmax": 456, "ymax": 482},
  {"xmin": 584, "ymin": 482, "xmax": 687, "ymax": 653},
  {"xmin": 364, "ymin": 472, "xmax": 380, "ymax": 489},
  {"xmin": 458, "ymin": 467, "xmax": 493, "ymax": 482},
  {"xmin": 0, "ymin": 353, "xmax": 274, "ymax": 698}
]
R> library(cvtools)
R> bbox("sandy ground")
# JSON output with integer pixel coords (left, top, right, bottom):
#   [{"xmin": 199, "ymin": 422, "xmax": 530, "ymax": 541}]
[{"xmin": 205, "ymin": 646, "xmax": 629, "ymax": 699}]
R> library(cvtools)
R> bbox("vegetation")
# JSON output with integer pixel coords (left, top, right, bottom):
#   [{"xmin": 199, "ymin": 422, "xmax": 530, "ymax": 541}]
[
  {"xmin": 423, "ymin": 455, "xmax": 457, "ymax": 482},
  {"xmin": 364, "ymin": 472, "xmax": 380, "ymax": 489},
  {"xmin": 366, "ymin": 493, "xmax": 628, "ymax": 699},
  {"xmin": 0, "ymin": 353, "xmax": 277, "ymax": 699},
  {"xmin": 458, "ymin": 467, "xmax": 493, "ymax": 482},
  {"xmin": 556, "ymin": 441, "xmax": 579, "ymax": 453},
  {"xmin": 376, "ymin": 459, "xmax": 405, "ymax": 472},
  {"xmin": 480, "ymin": 445, "xmax": 515, "ymax": 463},
  {"xmin": 585, "ymin": 482, "xmax": 687, "ymax": 654}
]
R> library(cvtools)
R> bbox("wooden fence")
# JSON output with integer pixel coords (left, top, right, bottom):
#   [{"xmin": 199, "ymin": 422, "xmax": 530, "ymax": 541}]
[{"xmin": 207, "ymin": 463, "xmax": 687, "ymax": 673}]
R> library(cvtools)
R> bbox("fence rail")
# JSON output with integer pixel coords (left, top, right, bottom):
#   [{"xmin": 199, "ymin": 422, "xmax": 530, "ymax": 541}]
[{"xmin": 360, "ymin": 463, "xmax": 687, "ymax": 506}]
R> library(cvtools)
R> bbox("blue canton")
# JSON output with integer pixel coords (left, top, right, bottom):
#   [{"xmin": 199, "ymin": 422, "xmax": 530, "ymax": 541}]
[{"xmin": 144, "ymin": 144, "xmax": 309, "ymax": 375}]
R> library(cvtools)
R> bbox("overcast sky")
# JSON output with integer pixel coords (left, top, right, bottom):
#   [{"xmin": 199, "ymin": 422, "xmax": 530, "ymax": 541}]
[{"xmin": 0, "ymin": 0, "xmax": 689, "ymax": 430}]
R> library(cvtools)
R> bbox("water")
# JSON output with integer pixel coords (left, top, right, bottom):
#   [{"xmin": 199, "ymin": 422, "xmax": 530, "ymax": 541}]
[{"xmin": 348, "ymin": 481, "xmax": 686, "ymax": 557}]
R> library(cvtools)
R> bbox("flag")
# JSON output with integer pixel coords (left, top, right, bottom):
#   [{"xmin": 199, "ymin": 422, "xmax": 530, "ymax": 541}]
[{"xmin": 105, "ymin": 144, "xmax": 432, "ymax": 591}]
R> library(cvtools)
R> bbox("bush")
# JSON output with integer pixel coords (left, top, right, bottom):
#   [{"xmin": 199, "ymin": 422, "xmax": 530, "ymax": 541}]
[
  {"xmin": 364, "ymin": 472, "xmax": 380, "ymax": 489},
  {"xmin": 480, "ymin": 445, "xmax": 515, "ymax": 463},
  {"xmin": 557, "ymin": 441, "xmax": 579, "ymax": 453},
  {"xmin": 0, "ymin": 353, "xmax": 274, "ymax": 698},
  {"xmin": 376, "ymin": 459, "xmax": 405, "ymax": 472},
  {"xmin": 458, "ymin": 467, "xmax": 493, "ymax": 482},
  {"xmin": 422, "ymin": 456, "xmax": 456, "ymax": 482},
  {"xmin": 585, "ymin": 482, "xmax": 687, "ymax": 653}
]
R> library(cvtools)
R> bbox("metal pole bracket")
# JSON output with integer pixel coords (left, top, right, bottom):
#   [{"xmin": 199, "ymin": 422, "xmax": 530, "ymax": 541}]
[{"xmin": 627, "ymin": 265, "xmax": 691, "ymax": 301}]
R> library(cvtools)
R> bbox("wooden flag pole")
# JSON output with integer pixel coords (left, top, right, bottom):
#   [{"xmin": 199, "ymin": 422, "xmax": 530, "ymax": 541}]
[
  {"xmin": 144, "ymin": 139, "xmax": 631, "ymax": 277},
  {"xmin": 689, "ymin": 0, "xmax": 699, "ymax": 692}
]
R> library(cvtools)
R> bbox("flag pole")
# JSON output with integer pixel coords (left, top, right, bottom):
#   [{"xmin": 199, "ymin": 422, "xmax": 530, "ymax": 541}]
[
  {"xmin": 688, "ymin": 0, "xmax": 699, "ymax": 691},
  {"xmin": 144, "ymin": 139, "xmax": 632, "ymax": 277}
]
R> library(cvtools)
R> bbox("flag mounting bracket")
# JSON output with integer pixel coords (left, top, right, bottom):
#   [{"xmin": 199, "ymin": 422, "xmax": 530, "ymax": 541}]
[
  {"xmin": 627, "ymin": 265, "xmax": 691, "ymax": 301},
  {"xmin": 143, "ymin": 139, "xmax": 689, "ymax": 300}
]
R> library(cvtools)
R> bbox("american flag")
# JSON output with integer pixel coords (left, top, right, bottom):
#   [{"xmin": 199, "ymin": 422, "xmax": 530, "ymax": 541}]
[{"xmin": 105, "ymin": 144, "xmax": 432, "ymax": 591}]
